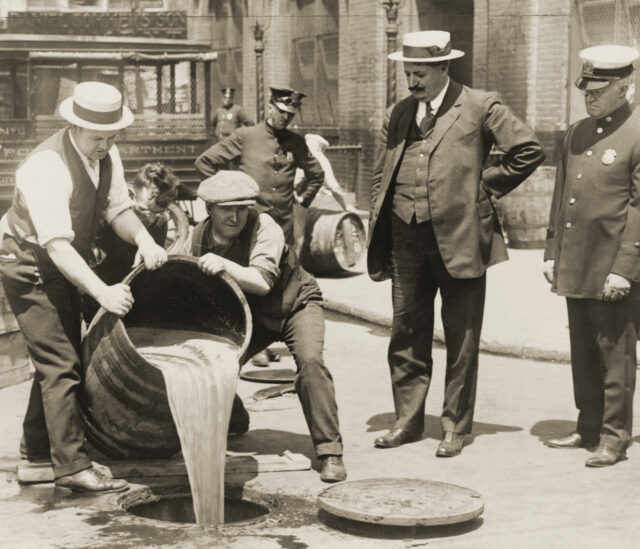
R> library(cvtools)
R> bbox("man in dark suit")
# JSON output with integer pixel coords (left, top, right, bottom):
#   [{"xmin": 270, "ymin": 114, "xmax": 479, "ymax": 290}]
[
  {"xmin": 368, "ymin": 30, "xmax": 545, "ymax": 457},
  {"xmin": 544, "ymin": 45, "xmax": 640, "ymax": 467}
]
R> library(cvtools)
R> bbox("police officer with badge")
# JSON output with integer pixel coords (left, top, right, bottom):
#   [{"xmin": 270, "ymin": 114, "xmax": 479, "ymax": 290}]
[
  {"xmin": 544, "ymin": 45, "xmax": 640, "ymax": 467},
  {"xmin": 196, "ymin": 86, "xmax": 324, "ymax": 249},
  {"xmin": 211, "ymin": 88, "xmax": 253, "ymax": 143}
]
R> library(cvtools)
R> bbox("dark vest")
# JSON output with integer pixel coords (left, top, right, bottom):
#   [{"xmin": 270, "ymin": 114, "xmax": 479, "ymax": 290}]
[
  {"xmin": 4, "ymin": 128, "xmax": 112, "ymax": 283},
  {"xmin": 392, "ymin": 109, "xmax": 436, "ymax": 224},
  {"xmin": 191, "ymin": 209, "xmax": 321, "ymax": 331}
]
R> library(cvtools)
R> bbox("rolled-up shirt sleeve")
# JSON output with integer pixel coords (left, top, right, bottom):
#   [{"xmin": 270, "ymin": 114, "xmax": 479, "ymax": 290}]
[
  {"xmin": 249, "ymin": 213, "xmax": 284, "ymax": 288},
  {"xmin": 15, "ymin": 150, "xmax": 75, "ymax": 246},
  {"xmin": 103, "ymin": 145, "xmax": 134, "ymax": 223}
]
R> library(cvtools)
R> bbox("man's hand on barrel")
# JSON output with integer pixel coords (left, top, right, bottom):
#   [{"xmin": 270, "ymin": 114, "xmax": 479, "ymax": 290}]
[
  {"xmin": 135, "ymin": 240, "xmax": 168, "ymax": 271},
  {"xmin": 97, "ymin": 283, "xmax": 134, "ymax": 317},
  {"xmin": 198, "ymin": 253, "xmax": 227, "ymax": 276}
]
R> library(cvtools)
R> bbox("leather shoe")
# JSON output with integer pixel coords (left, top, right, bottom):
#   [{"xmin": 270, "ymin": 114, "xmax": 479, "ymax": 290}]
[
  {"xmin": 585, "ymin": 443, "xmax": 625, "ymax": 468},
  {"xmin": 546, "ymin": 432, "xmax": 595, "ymax": 449},
  {"xmin": 320, "ymin": 455, "xmax": 347, "ymax": 483},
  {"xmin": 55, "ymin": 466, "xmax": 128, "ymax": 494},
  {"xmin": 436, "ymin": 432, "xmax": 465, "ymax": 457},
  {"xmin": 374, "ymin": 428, "xmax": 421, "ymax": 449}
]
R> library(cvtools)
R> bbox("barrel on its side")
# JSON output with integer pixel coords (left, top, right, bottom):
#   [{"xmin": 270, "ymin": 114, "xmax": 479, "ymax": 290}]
[
  {"xmin": 299, "ymin": 207, "xmax": 367, "ymax": 276},
  {"xmin": 80, "ymin": 256, "xmax": 252, "ymax": 459},
  {"xmin": 498, "ymin": 166, "xmax": 555, "ymax": 249}
]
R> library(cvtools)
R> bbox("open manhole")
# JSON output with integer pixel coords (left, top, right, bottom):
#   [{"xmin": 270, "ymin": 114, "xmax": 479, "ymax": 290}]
[{"xmin": 121, "ymin": 490, "xmax": 270, "ymax": 526}]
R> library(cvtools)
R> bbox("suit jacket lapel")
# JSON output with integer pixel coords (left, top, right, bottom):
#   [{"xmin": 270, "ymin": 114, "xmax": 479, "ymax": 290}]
[
  {"xmin": 392, "ymin": 99, "xmax": 416, "ymax": 169},
  {"xmin": 427, "ymin": 80, "xmax": 463, "ymax": 155}
]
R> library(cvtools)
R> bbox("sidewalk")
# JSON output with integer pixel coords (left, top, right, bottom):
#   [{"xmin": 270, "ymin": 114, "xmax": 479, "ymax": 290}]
[{"xmin": 313, "ymin": 196, "xmax": 571, "ymax": 364}]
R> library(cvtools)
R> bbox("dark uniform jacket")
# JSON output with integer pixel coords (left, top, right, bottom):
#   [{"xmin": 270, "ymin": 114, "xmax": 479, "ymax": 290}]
[
  {"xmin": 367, "ymin": 80, "xmax": 545, "ymax": 281},
  {"xmin": 212, "ymin": 104, "xmax": 253, "ymax": 142},
  {"xmin": 545, "ymin": 102, "xmax": 640, "ymax": 299},
  {"xmin": 195, "ymin": 121, "xmax": 324, "ymax": 244}
]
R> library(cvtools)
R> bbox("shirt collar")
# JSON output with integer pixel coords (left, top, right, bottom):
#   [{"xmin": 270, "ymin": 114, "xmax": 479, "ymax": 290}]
[{"xmin": 428, "ymin": 78, "xmax": 450, "ymax": 114}]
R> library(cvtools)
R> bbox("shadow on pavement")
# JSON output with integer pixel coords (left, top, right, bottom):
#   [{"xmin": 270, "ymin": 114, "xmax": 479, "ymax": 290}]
[
  {"xmin": 529, "ymin": 419, "xmax": 576, "ymax": 444},
  {"xmin": 325, "ymin": 309, "xmax": 390, "ymax": 338},
  {"xmin": 317, "ymin": 509, "xmax": 483, "ymax": 540},
  {"xmin": 227, "ymin": 428, "xmax": 316, "ymax": 464},
  {"xmin": 366, "ymin": 412, "xmax": 522, "ymax": 445}
]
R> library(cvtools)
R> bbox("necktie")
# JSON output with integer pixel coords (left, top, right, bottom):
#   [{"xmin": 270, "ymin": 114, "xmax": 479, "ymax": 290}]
[{"xmin": 419, "ymin": 101, "xmax": 434, "ymax": 134}]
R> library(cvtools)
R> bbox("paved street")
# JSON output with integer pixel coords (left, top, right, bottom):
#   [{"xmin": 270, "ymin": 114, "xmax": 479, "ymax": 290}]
[{"xmin": 1, "ymin": 311, "xmax": 639, "ymax": 548}]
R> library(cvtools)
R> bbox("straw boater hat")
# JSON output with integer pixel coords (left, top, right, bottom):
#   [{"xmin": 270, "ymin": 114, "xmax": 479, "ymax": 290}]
[
  {"xmin": 388, "ymin": 30, "xmax": 465, "ymax": 63},
  {"xmin": 197, "ymin": 171, "xmax": 259, "ymax": 206},
  {"xmin": 575, "ymin": 45, "xmax": 639, "ymax": 91},
  {"xmin": 59, "ymin": 81, "xmax": 134, "ymax": 131}
]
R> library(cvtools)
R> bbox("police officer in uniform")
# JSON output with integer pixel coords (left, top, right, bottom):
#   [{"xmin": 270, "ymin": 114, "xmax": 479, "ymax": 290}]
[
  {"xmin": 188, "ymin": 170, "xmax": 346, "ymax": 483},
  {"xmin": 0, "ymin": 82, "xmax": 168, "ymax": 492},
  {"xmin": 211, "ymin": 88, "xmax": 253, "ymax": 143},
  {"xmin": 545, "ymin": 45, "xmax": 640, "ymax": 467},
  {"xmin": 196, "ymin": 86, "xmax": 324, "ymax": 249}
]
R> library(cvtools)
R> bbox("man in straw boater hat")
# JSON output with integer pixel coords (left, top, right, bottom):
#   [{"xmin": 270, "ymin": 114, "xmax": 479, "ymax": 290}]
[
  {"xmin": 211, "ymin": 87, "xmax": 253, "ymax": 143},
  {"xmin": 544, "ymin": 45, "xmax": 640, "ymax": 467},
  {"xmin": 0, "ymin": 81, "xmax": 168, "ymax": 493},
  {"xmin": 188, "ymin": 170, "xmax": 346, "ymax": 483},
  {"xmin": 368, "ymin": 30, "xmax": 545, "ymax": 456}
]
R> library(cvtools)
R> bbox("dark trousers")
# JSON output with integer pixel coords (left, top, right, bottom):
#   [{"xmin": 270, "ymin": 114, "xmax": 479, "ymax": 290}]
[
  {"xmin": 566, "ymin": 297, "xmax": 638, "ymax": 450},
  {"xmin": 242, "ymin": 302, "xmax": 343, "ymax": 457},
  {"xmin": 388, "ymin": 214, "xmax": 486, "ymax": 435},
  {"xmin": 1, "ymin": 275, "xmax": 91, "ymax": 478}
]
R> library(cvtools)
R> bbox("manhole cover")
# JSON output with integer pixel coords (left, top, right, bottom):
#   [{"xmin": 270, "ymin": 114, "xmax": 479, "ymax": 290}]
[
  {"xmin": 317, "ymin": 478, "xmax": 484, "ymax": 526},
  {"xmin": 240, "ymin": 368, "xmax": 296, "ymax": 384}
]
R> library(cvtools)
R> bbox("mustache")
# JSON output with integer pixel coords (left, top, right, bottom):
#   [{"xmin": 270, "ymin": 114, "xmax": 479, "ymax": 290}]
[{"xmin": 409, "ymin": 86, "xmax": 425, "ymax": 92}]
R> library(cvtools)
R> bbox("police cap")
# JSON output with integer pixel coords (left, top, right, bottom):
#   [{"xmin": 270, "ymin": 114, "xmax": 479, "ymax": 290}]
[
  {"xmin": 576, "ymin": 45, "xmax": 639, "ymax": 91},
  {"xmin": 269, "ymin": 86, "xmax": 306, "ymax": 113}
]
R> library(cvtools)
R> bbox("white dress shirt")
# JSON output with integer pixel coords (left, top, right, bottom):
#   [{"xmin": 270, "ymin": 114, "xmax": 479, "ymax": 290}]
[
  {"xmin": 416, "ymin": 78, "xmax": 450, "ymax": 126},
  {"xmin": 0, "ymin": 132, "xmax": 134, "ymax": 247}
]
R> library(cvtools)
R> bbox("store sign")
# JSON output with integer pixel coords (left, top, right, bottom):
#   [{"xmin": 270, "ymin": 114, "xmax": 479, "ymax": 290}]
[
  {"xmin": 7, "ymin": 11, "xmax": 187, "ymax": 39},
  {"xmin": 0, "ymin": 121, "xmax": 29, "ymax": 142}
]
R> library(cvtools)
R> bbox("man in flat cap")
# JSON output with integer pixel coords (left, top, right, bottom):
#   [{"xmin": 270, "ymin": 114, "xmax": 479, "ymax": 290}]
[
  {"xmin": 368, "ymin": 30, "xmax": 545, "ymax": 457},
  {"xmin": 544, "ymin": 45, "xmax": 640, "ymax": 467},
  {"xmin": 195, "ymin": 86, "xmax": 324, "ymax": 249},
  {"xmin": 0, "ymin": 81, "xmax": 167, "ymax": 493},
  {"xmin": 211, "ymin": 88, "xmax": 253, "ymax": 143},
  {"xmin": 187, "ymin": 170, "xmax": 346, "ymax": 483}
]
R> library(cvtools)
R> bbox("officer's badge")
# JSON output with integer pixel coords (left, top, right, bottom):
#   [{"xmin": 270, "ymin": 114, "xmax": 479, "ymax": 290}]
[
  {"xmin": 226, "ymin": 112, "xmax": 233, "ymax": 119},
  {"xmin": 602, "ymin": 149, "xmax": 616, "ymax": 165},
  {"xmin": 286, "ymin": 151, "xmax": 294, "ymax": 162}
]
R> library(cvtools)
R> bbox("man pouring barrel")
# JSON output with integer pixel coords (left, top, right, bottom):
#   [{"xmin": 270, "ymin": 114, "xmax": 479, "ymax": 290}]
[
  {"xmin": 0, "ymin": 82, "xmax": 168, "ymax": 493},
  {"xmin": 188, "ymin": 170, "xmax": 347, "ymax": 483}
]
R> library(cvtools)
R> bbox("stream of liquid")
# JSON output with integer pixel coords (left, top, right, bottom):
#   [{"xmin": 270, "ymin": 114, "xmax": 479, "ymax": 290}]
[{"xmin": 127, "ymin": 327, "xmax": 240, "ymax": 528}]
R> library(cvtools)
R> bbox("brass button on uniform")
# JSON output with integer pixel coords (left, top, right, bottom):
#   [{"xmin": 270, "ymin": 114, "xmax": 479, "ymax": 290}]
[
  {"xmin": 569, "ymin": 198, "xmax": 576, "ymax": 205},
  {"xmin": 586, "ymin": 150, "xmax": 593, "ymax": 157},
  {"xmin": 605, "ymin": 116, "xmax": 612, "ymax": 122},
  {"xmin": 565, "ymin": 222, "xmax": 572, "ymax": 229},
  {"xmin": 596, "ymin": 127, "xmax": 603, "ymax": 134},
  {"xmin": 576, "ymin": 173, "xmax": 583, "ymax": 180}
]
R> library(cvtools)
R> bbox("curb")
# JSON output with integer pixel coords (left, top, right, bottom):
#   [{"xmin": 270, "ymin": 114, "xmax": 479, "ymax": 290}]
[{"xmin": 323, "ymin": 298, "xmax": 571, "ymax": 364}]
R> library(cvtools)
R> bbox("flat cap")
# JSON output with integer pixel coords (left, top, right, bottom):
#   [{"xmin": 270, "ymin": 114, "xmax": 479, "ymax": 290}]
[
  {"xmin": 576, "ymin": 45, "xmax": 639, "ymax": 90},
  {"xmin": 197, "ymin": 170, "xmax": 259, "ymax": 205},
  {"xmin": 270, "ymin": 86, "xmax": 306, "ymax": 113}
]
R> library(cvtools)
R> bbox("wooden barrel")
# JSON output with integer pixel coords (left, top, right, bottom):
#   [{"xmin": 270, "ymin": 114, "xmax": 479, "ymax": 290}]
[
  {"xmin": 299, "ymin": 207, "xmax": 367, "ymax": 276},
  {"xmin": 80, "ymin": 256, "xmax": 252, "ymax": 459},
  {"xmin": 0, "ymin": 284, "xmax": 30, "ymax": 389},
  {"xmin": 498, "ymin": 166, "xmax": 555, "ymax": 249}
]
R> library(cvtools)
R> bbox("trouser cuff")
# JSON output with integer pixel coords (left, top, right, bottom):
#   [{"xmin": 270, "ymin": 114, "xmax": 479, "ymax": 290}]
[
  {"xmin": 53, "ymin": 456, "xmax": 92, "ymax": 480},
  {"xmin": 315, "ymin": 442, "xmax": 343, "ymax": 458}
]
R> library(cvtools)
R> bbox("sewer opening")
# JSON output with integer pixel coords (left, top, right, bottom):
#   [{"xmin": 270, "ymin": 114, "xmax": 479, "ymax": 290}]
[{"xmin": 124, "ymin": 494, "xmax": 270, "ymax": 526}]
